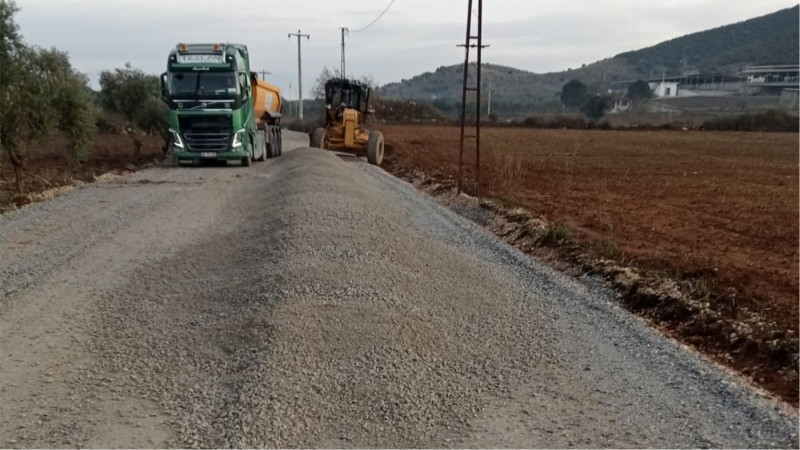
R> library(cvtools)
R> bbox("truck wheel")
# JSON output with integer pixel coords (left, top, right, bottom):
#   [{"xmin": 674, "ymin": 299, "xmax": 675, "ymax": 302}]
[
  {"xmin": 276, "ymin": 129, "xmax": 283, "ymax": 156},
  {"xmin": 242, "ymin": 147, "xmax": 252, "ymax": 167},
  {"xmin": 310, "ymin": 128, "xmax": 326, "ymax": 149},
  {"xmin": 266, "ymin": 128, "xmax": 276, "ymax": 159},
  {"xmin": 257, "ymin": 131, "xmax": 267, "ymax": 161},
  {"xmin": 366, "ymin": 130, "xmax": 384, "ymax": 166}
]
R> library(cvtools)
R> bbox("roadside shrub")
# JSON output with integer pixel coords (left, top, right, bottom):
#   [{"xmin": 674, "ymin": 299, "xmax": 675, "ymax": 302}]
[
  {"xmin": 373, "ymin": 99, "xmax": 445, "ymax": 124},
  {"xmin": 591, "ymin": 239, "xmax": 625, "ymax": 262},
  {"xmin": 581, "ymin": 95, "xmax": 613, "ymax": 120},
  {"xmin": 522, "ymin": 116, "xmax": 541, "ymax": 127},
  {"xmin": 538, "ymin": 222, "xmax": 574, "ymax": 246},
  {"xmin": 497, "ymin": 154, "xmax": 525, "ymax": 194},
  {"xmin": 99, "ymin": 63, "xmax": 164, "ymax": 161},
  {"xmin": 95, "ymin": 111, "xmax": 128, "ymax": 134},
  {"xmin": 701, "ymin": 110, "xmax": 799, "ymax": 132}
]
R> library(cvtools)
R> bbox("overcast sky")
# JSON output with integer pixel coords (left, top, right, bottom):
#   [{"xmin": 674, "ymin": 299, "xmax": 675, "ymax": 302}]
[{"xmin": 14, "ymin": 0, "xmax": 799, "ymax": 98}]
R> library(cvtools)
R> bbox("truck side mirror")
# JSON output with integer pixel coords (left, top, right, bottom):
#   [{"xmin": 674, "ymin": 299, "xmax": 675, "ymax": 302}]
[{"xmin": 160, "ymin": 72, "xmax": 168, "ymax": 101}]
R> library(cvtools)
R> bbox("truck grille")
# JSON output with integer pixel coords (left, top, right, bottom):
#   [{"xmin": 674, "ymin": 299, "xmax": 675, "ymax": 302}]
[{"xmin": 178, "ymin": 115, "xmax": 233, "ymax": 152}]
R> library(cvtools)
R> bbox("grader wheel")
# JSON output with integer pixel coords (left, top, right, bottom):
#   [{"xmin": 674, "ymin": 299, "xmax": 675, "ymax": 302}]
[
  {"xmin": 310, "ymin": 128, "xmax": 327, "ymax": 149},
  {"xmin": 366, "ymin": 130, "xmax": 384, "ymax": 166}
]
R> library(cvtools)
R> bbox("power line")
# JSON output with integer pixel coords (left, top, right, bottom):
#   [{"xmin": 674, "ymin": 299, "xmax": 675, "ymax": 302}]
[{"xmin": 350, "ymin": 0, "xmax": 398, "ymax": 33}]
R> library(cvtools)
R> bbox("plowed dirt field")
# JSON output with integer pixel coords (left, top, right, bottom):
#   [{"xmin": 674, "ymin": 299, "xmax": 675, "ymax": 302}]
[{"xmin": 381, "ymin": 125, "xmax": 799, "ymax": 335}]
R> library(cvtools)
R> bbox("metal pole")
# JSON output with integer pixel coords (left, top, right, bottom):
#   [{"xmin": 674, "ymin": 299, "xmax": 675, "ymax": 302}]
[
  {"xmin": 340, "ymin": 27, "xmax": 348, "ymax": 78},
  {"xmin": 475, "ymin": 0, "xmax": 482, "ymax": 193},
  {"xmin": 288, "ymin": 30, "xmax": 310, "ymax": 119},
  {"xmin": 298, "ymin": 35, "xmax": 303, "ymax": 118},
  {"xmin": 457, "ymin": 0, "xmax": 473, "ymax": 194}
]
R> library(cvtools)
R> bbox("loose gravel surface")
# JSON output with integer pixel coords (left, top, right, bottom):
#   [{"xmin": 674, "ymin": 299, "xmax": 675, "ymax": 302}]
[{"xmin": 0, "ymin": 131, "xmax": 797, "ymax": 448}]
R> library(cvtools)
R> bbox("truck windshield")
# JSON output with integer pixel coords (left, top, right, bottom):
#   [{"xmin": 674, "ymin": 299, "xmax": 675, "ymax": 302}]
[{"xmin": 167, "ymin": 72, "xmax": 238, "ymax": 98}]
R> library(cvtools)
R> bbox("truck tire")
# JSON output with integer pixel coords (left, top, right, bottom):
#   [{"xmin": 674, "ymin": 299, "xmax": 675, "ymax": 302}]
[
  {"xmin": 366, "ymin": 130, "xmax": 385, "ymax": 166},
  {"xmin": 310, "ymin": 128, "xmax": 326, "ymax": 149},
  {"xmin": 276, "ymin": 128, "xmax": 283, "ymax": 156},
  {"xmin": 242, "ymin": 146, "xmax": 252, "ymax": 167},
  {"xmin": 266, "ymin": 128, "xmax": 276, "ymax": 159},
  {"xmin": 257, "ymin": 131, "xmax": 267, "ymax": 161}
]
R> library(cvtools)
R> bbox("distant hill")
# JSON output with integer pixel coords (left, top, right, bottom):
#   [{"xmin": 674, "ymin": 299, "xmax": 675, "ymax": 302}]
[
  {"xmin": 377, "ymin": 5, "xmax": 799, "ymax": 116},
  {"xmin": 617, "ymin": 5, "xmax": 799, "ymax": 76}
]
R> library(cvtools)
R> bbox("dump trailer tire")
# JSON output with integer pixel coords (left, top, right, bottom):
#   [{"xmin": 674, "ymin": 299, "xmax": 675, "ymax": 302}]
[
  {"xmin": 310, "ymin": 128, "xmax": 327, "ymax": 149},
  {"xmin": 257, "ymin": 130, "xmax": 267, "ymax": 161},
  {"xmin": 366, "ymin": 130, "xmax": 385, "ymax": 166},
  {"xmin": 275, "ymin": 128, "xmax": 282, "ymax": 156},
  {"xmin": 266, "ymin": 128, "xmax": 275, "ymax": 159}
]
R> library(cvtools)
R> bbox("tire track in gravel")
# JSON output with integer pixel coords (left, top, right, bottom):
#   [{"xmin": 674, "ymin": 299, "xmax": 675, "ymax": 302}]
[{"xmin": 0, "ymin": 133, "xmax": 308, "ymax": 448}]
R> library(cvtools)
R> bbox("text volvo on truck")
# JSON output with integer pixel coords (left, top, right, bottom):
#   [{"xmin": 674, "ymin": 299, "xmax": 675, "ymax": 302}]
[{"xmin": 160, "ymin": 43, "xmax": 283, "ymax": 166}]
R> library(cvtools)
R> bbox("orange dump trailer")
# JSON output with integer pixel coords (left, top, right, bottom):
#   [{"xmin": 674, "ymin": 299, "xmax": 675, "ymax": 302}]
[
  {"xmin": 252, "ymin": 77, "xmax": 282, "ymax": 124},
  {"xmin": 250, "ymin": 73, "xmax": 283, "ymax": 157}
]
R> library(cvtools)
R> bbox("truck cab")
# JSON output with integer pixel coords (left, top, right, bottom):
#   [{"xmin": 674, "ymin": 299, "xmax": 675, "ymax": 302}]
[{"xmin": 161, "ymin": 43, "xmax": 280, "ymax": 166}]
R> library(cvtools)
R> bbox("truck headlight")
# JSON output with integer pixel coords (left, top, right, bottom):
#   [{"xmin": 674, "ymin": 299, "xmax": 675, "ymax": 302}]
[
  {"xmin": 170, "ymin": 129, "xmax": 184, "ymax": 149},
  {"xmin": 232, "ymin": 129, "xmax": 245, "ymax": 150}
]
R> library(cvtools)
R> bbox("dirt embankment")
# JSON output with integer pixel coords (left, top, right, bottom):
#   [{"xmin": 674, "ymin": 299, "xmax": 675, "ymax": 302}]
[
  {"xmin": 380, "ymin": 125, "xmax": 799, "ymax": 405},
  {"xmin": 0, "ymin": 133, "xmax": 165, "ymax": 213}
]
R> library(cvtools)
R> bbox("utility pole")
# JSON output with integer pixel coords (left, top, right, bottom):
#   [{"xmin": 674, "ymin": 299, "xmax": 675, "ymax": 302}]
[
  {"xmin": 288, "ymin": 30, "xmax": 310, "ymax": 119},
  {"xmin": 457, "ymin": 0, "xmax": 487, "ymax": 195},
  {"xmin": 339, "ymin": 27, "xmax": 348, "ymax": 78},
  {"xmin": 258, "ymin": 70, "xmax": 271, "ymax": 80}
]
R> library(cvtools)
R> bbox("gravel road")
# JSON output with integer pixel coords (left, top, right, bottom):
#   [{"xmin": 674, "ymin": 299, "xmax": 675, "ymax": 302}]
[{"xmin": 0, "ymin": 130, "xmax": 797, "ymax": 448}]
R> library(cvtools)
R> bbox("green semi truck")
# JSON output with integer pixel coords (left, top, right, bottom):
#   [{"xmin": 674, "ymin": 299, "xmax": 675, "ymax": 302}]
[{"xmin": 160, "ymin": 43, "xmax": 283, "ymax": 166}]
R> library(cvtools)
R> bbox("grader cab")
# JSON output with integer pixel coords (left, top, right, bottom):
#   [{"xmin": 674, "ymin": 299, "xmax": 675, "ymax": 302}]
[{"xmin": 310, "ymin": 79, "xmax": 385, "ymax": 166}]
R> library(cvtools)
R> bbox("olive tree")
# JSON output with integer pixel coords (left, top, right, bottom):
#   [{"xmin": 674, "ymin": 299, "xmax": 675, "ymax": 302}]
[
  {"xmin": 99, "ymin": 64, "xmax": 166, "ymax": 161},
  {"xmin": 1, "ymin": 0, "xmax": 95, "ymax": 193},
  {"xmin": 560, "ymin": 79, "xmax": 589, "ymax": 110},
  {"xmin": 627, "ymin": 79, "xmax": 654, "ymax": 101},
  {"xmin": 581, "ymin": 95, "xmax": 613, "ymax": 120}
]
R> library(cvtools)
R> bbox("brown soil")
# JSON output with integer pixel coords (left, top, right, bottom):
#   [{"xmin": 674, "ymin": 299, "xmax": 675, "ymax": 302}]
[
  {"xmin": 0, "ymin": 133, "xmax": 165, "ymax": 212},
  {"xmin": 381, "ymin": 124, "xmax": 799, "ymax": 404}
]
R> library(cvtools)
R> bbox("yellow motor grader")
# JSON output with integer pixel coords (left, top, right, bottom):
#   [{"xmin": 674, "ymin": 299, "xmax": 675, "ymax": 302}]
[{"xmin": 310, "ymin": 78, "xmax": 385, "ymax": 165}]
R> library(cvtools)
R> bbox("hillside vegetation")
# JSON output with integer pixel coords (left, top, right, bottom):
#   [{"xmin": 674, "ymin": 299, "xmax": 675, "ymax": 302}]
[
  {"xmin": 377, "ymin": 5, "xmax": 799, "ymax": 116},
  {"xmin": 618, "ymin": 5, "xmax": 799, "ymax": 76}
]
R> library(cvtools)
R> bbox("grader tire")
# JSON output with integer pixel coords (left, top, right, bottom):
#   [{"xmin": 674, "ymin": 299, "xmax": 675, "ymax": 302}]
[
  {"xmin": 310, "ymin": 128, "xmax": 327, "ymax": 149},
  {"xmin": 366, "ymin": 130, "xmax": 384, "ymax": 166}
]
